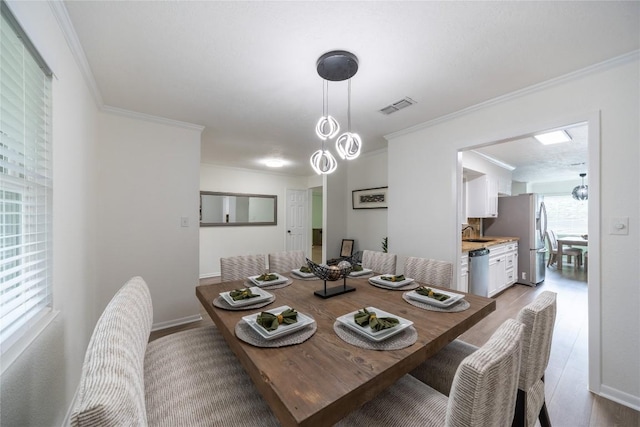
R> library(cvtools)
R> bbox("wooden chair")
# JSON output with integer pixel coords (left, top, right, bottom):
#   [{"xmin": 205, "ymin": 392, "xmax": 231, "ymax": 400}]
[
  {"xmin": 361, "ymin": 250, "xmax": 397, "ymax": 275},
  {"xmin": 337, "ymin": 319, "xmax": 525, "ymax": 426},
  {"xmin": 403, "ymin": 257, "xmax": 453, "ymax": 288},
  {"xmin": 268, "ymin": 250, "xmax": 306, "ymax": 273},
  {"xmin": 220, "ymin": 254, "xmax": 266, "ymax": 282},
  {"xmin": 546, "ymin": 230, "xmax": 582, "ymax": 268},
  {"xmin": 410, "ymin": 291, "xmax": 557, "ymax": 427}
]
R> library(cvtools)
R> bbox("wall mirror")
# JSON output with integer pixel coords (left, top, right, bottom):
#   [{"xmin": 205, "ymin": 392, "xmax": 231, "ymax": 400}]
[{"xmin": 200, "ymin": 191, "xmax": 277, "ymax": 226}]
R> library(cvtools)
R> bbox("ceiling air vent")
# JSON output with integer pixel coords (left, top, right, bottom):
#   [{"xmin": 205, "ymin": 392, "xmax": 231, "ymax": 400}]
[{"xmin": 379, "ymin": 97, "xmax": 417, "ymax": 115}]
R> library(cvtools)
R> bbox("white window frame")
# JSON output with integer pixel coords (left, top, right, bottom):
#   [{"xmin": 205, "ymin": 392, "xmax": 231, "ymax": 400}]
[{"xmin": 1, "ymin": 1, "xmax": 55, "ymax": 371}]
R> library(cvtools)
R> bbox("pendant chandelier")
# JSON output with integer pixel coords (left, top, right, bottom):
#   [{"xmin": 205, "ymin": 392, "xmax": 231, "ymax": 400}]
[
  {"xmin": 572, "ymin": 173, "xmax": 588, "ymax": 200},
  {"xmin": 310, "ymin": 50, "xmax": 362, "ymax": 175}
]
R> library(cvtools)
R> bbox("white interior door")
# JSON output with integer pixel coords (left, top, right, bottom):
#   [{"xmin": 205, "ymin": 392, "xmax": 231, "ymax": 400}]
[{"xmin": 286, "ymin": 189, "xmax": 308, "ymax": 253}]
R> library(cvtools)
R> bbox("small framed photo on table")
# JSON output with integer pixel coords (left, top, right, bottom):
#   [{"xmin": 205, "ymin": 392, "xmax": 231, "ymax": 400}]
[
  {"xmin": 340, "ymin": 239, "xmax": 354, "ymax": 257},
  {"xmin": 352, "ymin": 187, "xmax": 388, "ymax": 209}
]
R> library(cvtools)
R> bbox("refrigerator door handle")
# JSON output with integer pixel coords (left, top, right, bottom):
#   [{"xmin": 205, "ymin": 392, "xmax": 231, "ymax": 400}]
[{"xmin": 539, "ymin": 201, "xmax": 548, "ymax": 241}]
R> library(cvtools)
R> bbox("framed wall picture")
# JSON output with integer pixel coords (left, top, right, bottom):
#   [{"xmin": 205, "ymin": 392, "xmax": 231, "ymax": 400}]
[{"xmin": 352, "ymin": 187, "xmax": 388, "ymax": 209}]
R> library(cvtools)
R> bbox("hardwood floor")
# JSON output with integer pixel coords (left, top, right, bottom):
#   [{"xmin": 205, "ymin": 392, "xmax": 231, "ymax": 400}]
[{"xmin": 150, "ymin": 267, "xmax": 639, "ymax": 426}]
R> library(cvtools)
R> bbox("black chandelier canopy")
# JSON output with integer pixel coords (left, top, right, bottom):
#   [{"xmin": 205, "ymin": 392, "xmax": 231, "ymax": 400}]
[{"xmin": 316, "ymin": 50, "xmax": 359, "ymax": 81}]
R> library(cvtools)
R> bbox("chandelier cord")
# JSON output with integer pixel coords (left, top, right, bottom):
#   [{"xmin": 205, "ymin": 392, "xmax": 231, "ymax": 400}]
[{"xmin": 347, "ymin": 78, "xmax": 352, "ymax": 132}]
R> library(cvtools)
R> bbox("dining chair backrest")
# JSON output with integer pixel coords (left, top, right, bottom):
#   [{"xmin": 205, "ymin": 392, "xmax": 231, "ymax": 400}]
[
  {"xmin": 516, "ymin": 290, "xmax": 557, "ymax": 392},
  {"xmin": 446, "ymin": 318, "xmax": 524, "ymax": 427},
  {"xmin": 220, "ymin": 254, "xmax": 266, "ymax": 282},
  {"xmin": 268, "ymin": 250, "xmax": 306, "ymax": 274},
  {"xmin": 361, "ymin": 250, "xmax": 397, "ymax": 275},
  {"xmin": 404, "ymin": 257, "xmax": 453, "ymax": 288},
  {"xmin": 546, "ymin": 230, "xmax": 558, "ymax": 251}
]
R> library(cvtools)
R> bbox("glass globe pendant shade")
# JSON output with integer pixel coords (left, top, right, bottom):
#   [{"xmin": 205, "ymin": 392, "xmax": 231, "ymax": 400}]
[
  {"xmin": 335, "ymin": 132, "xmax": 362, "ymax": 160},
  {"xmin": 310, "ymin": 149, "xmax": 337, "ymax": 175},
  {"xmin": 571, "ymin": 173, "xmax": 588, "ymax": 200},
  {"xmin": 315, "ymin": 115, "xmax": 339, "ymax": 141},
  {"xmin": 572, "ymin": 184, "xmax": 588, "ymax": 200}
]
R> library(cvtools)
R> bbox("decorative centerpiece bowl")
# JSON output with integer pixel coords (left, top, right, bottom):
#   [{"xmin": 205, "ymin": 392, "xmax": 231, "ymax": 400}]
[
  {"xmin": 306, "ymin": 258, "xmax": 356, "ymax": 299},
  {"xmin": 306, "ymin": 258, "xmax": 352, "ymax": 281}
]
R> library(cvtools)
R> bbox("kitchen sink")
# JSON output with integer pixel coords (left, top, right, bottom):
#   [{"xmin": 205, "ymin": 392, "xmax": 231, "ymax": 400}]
[{"xmin": 463, "ymin": 238, "xmax": 496, "ymax": 243}]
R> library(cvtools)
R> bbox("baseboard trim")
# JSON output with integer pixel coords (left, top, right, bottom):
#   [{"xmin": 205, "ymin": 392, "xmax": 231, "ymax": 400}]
[
  {"xmin": 151, "ymin": 314, "xmax": 202, "ymax": 332},
  {"xmin": 599, "ymin": 385, "xmax": 640, "ymax": 412},
  {"xmin": 199, "ymin": 272, "xmax": 220, "ymax": 280}
]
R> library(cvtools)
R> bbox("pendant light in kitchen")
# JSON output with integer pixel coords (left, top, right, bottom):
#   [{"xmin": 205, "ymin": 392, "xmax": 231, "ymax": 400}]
[{"xmin": 571, "ymin": 173, "xmax": 588, "ymax": 200}]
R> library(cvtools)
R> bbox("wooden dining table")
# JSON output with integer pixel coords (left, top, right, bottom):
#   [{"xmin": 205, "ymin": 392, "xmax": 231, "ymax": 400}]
[
  {"xmin": 196, "ymin": 274, "xmax": 496, "ymax": 427},
  {"xmin": 557, "ymin": 236, "xmax": 588, "ymax": 270}
]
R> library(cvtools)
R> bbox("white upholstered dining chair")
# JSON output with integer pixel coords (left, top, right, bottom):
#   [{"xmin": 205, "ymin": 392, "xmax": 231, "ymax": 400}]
[
  {"xmin": 268, "ymin": 250, "xmax": 306, "ymax": 273},
  {"xmin": 361, "ymin": 250, "xmax": 397, "ymax": 275},
  {"xmin": 220, "ymin": 254, "xmax": 266, "ymax": 282},
  {"xmin": 410, "ymin": 290, "xmax": 557, "ymax": 427},
  {"xmin": 403, "ymin": 257, "xmax": 453, "ymax": 288},
  {"xmin": 337, "ymin": 318, "xmax": 525, "ymax": 427}
]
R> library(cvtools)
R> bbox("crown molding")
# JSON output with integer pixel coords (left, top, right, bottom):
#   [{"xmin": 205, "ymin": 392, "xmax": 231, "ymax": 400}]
[
  {"xmin": 386, "ymin": 50, "xmax": 640, "ymax": 140},
  {"xmin": 102, "ymin": 106, "xmax": 205, "ymax": 132},
  {"xmin": 49, "ymin": 1, "xmax": 204, "ymax": 132},
  {"xmin": 48, "ymin": 0, "xmax": 103, "ymax": 107}
]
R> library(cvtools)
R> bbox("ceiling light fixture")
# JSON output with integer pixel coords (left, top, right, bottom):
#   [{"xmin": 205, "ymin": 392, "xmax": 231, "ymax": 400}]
[
  {"xmin": 310, "ymin": 50, "xmax": 361, "ymax": 174},
  {"xmin": 265, "ymin": 159, "xmax": 284, "ymax": 168},
  {"xmin": 335, "ymin": 77, "xmax": 361, "ymax": 160},
  {"xmin": 572, "ymin": 173, "xmax": 588, "ymax": 200},
  {"xmin": 534, "ymin": 130, "xmax": 572, "ymax": 145}
]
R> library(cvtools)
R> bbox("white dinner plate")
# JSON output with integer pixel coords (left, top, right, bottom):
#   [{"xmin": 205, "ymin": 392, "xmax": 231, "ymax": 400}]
[
  {"xmin": 242, "ymin": 305, "xmax": 314, "ymax": 340},
  {"xmin": 291, "ymin": 268, "xmax": 316, "ymax": 278},
  {"xmin": 336, "ymin": 307, "xmax": 413, "ymax": 342},
  {"xmin": 369, "ymin": 275, "xmax": 415, "ymax": 288},
  {"xmin": 349, "ymin": 268, "xmax": 373, "ymax": 277},
  {"xmin": 248, "ymin": 273, "xmax": 289, "ymax": 287},
  {"xmin": 219, "ymin": 287, "xmax": 273, "ymax": 307},
  {"xmin": 406, "ymin": 288, "xmax": 465, "ymax": 308}
]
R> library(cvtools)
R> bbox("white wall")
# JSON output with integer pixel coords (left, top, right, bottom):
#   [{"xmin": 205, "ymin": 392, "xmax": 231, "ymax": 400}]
[
  {"xmin": 199, "ymin": 164, "xmax": 308, "ymax": 277},
  {"xmin": 346, "ymin": 150, "xmax": 388, "ymax": 254},
  {"xmin": 387, "ymin": 55, "xmax": 639, "ymax": 408},
  {"xmin": 96, "ymin": 113, "xmax": 202, "ymax": 327},
  {"xmin": 324, "ymin": 164, "xmax": 349, "ymax": 259},
  {"xmin": 1, "ymin": 1, "xmax": 98, "ymax": 425},
  {"xmin": 529, "ymin": 178, "xmax": 583, "ymax": 195}
]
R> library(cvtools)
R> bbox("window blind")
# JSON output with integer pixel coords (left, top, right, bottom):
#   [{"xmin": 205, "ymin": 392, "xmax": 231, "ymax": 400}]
[{"xmin": 0, "ymin": 1, "xmax": 53, "ymax": 351}]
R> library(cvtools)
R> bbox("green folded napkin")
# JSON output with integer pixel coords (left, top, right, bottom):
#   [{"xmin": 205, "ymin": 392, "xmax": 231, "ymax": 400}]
[
  {"xmin": 415, "ymin": 286, "xmax": 450, "ymax": 301},
  {"xmin": 256, "ymin": 308, "xmax": 298, "ymax": 331},
  {"xmin": 352, "ymin": 264, "xmax": 363, "ymax": 272},
  {"xmin": 353, "ymin": 308, "xmax": 400, "ymax": 332},
  {"xmin": 381, "ymin": 274, "xmax": 405, "ymax": 282},
  {"xmin": 299, "ymin": 266, "xmax": 312, "ymax": 273},
  {"xmin": 229, "ymin": 288, "xmax": 259, "ymax": 301},
  {"xmin": 256, "ymin": 273, "xmax": 278, "ymax": 282}
]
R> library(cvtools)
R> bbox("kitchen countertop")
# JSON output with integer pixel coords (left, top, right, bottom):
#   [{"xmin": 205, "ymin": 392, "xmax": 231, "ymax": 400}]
[{"xmin": 461, "ymin": 236, "xmax": 520, "ymax": 253}]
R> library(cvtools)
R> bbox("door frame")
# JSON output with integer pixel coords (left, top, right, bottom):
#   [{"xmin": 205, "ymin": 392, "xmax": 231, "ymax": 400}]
[{"xmin": 456, "ymin": 110, "xmax": 601, "ymax": 393}]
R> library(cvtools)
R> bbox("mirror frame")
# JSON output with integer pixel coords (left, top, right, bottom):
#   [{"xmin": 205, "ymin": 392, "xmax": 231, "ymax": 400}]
[{"xmin": 199, "ymin": 191, "xmax": 278, "ymax": 227}]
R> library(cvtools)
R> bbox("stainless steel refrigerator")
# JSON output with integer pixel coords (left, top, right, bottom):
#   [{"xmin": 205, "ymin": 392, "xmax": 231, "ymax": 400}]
[{"xmin": 483, "ymin": 193, "xmax": 548, "ymax": 286}]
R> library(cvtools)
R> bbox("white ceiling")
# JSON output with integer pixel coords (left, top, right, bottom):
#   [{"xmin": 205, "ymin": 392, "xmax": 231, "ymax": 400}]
[
  {"xmin": 63, "ymin": 1, "xmax": 639, "ymax": 178},
  {"xmin": 472, "ymin": 123, "xmax": 589, "ymax": 184}
]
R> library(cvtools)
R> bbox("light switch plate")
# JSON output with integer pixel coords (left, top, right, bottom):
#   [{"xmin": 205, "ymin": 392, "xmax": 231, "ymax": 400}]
[
  {"xmin": 610, "ymin": 217, "xmax": 628, "ymax": 235},
  {"xmin": 181, "ymin": 216, "xmax": 189, "ymax": 227}
]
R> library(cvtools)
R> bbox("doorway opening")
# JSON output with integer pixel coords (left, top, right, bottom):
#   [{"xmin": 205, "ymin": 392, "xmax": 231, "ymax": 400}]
[{"xmin": 458, "ymin": 115, "xmax": 601, "ymax": 394}]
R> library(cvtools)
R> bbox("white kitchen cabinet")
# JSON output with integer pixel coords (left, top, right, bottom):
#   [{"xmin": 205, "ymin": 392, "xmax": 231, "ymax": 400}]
[
  {"xmin": 460, "ymin": 252, "xmax": 469, "ymax": 292},
  {"xmin": 488, "ymin": 241, "xmax": 518, "ymax": 297},
  {"xmin": 498, "ymin": 176, "xmax": 512, "ymax": 196},
  {"xmin": 466, "ymin": 175, "xmax": 498, "ymax": 218},
  {"xmin": 488, "ymin": 244, "xmax": 506, "ymax": 297},
  {"xmin": 504, "ymin": 242, "xmax": 518, "ymax": 286}
]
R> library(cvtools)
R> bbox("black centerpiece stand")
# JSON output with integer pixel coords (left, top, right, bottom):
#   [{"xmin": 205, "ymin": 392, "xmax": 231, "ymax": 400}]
[{"xmin": 306, "ymin": 258, "xmax": 356, "ymax": 299}]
